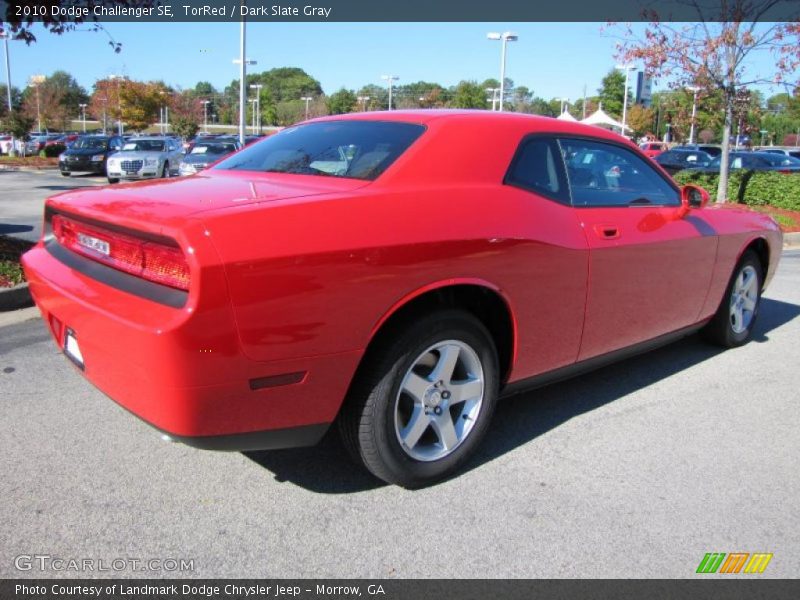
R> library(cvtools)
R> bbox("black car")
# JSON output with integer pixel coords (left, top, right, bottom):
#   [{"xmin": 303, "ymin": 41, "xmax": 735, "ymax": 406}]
[
  {"xmin": 679, "ymin": 144, "xmax": 722, "ymax": 157},
  {"xmin": 687, "ymin": 151, "xmax": 800, "ymax": 174},
  {"xmin": 59, "ymin": 135, "xmax": 124, "ymax": 176},
  {"xmin": 653, "ymin": 148, "xmax": 714, "ymax": 175}
]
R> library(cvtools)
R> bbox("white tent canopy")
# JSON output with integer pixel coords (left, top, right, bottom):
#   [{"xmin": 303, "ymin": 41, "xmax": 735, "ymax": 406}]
[
  {"xmin": 556, "ymin": 110, "xmax": 578, "ymax": 122},
  {"xmin": 580, "ymin": 103, "xmax": 630, "ymax": 133}
]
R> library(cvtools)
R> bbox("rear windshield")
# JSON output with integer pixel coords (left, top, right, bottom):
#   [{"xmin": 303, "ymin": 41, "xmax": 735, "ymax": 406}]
[{"xmin": 214, "ymin": 121, "xmax": 425, "ymax": 180}]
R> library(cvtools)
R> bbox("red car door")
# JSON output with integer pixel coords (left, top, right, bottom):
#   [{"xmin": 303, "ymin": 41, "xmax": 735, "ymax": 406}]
[{"xmin": 560, "ymin": 137, "xmax": 717, "ymax": 361}]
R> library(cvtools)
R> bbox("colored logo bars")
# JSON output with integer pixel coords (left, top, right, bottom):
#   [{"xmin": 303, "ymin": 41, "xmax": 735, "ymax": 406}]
[{"xmin": 696, "ymin": 553, "xmax": 773, "ymax": 574}]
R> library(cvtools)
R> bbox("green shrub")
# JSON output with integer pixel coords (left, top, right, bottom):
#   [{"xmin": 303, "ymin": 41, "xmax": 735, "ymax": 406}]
[
  {"xmin": 741, "ymin": 172, "xmax": 800, "ymax": 211},
  {"xmin": 672, "ymin": 170, "xmax": 746, "ymax": 203}
]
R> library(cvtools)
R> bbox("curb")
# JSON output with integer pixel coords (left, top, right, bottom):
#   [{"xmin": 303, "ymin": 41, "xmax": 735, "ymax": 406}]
[
  {"xmin": 783, "ymin": 232, "xmax": 800, "ymax": 249},
  {"xmin": 0, "ymin": 306, "xmax": 40, "ymax": 328},
  {"xmin": 0, "ymin": 164, "xmax": 59, "ymax": 172},
  {"xmin": 0, "ymin": 282, "xmax": 33, "ymax": 312}
]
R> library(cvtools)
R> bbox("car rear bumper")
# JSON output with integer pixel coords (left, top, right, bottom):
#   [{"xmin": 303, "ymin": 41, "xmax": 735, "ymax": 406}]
[
  {"xmin": 106, "ymin": 169, "xmax": 161, "ymax": 180},
  {"xmin": 21, "ymin": 241, "xmax": 362, "ymax": 450}
]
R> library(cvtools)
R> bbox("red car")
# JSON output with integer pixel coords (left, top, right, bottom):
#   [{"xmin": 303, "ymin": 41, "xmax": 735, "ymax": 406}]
[
  {"xmin": 639, "ymin": 141, "xmax": 668, "ymax": 158},
  {"xmin": 22, "ymin": 111, "xmax": 782, "ymax": 487}
]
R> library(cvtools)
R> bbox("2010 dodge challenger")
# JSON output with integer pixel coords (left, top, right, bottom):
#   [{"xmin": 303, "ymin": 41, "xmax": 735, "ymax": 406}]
[{"xmin": 22, "ymin": 111, "xmax": 782, "ymax": 487}]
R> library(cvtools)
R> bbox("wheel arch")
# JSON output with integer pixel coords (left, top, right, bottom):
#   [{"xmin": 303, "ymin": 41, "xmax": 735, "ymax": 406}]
[
  {"xmin": 738, "ymin": 236, "xmax": 770, "ymax": 289},
  {"xmin": 365, "ymin": 279, "xmax": 518, "ymax": 384}
]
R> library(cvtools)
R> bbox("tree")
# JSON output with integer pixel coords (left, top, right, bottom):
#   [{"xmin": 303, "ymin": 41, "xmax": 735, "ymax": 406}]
[
  {"xmin": 451, "ymin": 81, "xmax": 488, "ymax": 109},
  {"xmin": 20, "ymin": 70, "xmax": 87, "ymax": 130},
  {"xmin": 326, "ymin": 88, "xmax": 357, "ymax": 115},
  {"xmin": 119, "ymin": 81, "xmax": 161, "ymax": 131},
  {"xmin": 617, "ymin": 3, "xmax": 800, "ymax": 202},
  {"xmin": 170, "ymin": 90, "xmax": 202, "ymax": 139},
  {"xmin": 597, "ymin": 69, "xmax": 630, "ymax": 119},
  {"xmin": 627, "ymin": 104, "xmax": 655, "ymax": 138},
  {"xmin": 0, "ymin": 84, "xmax": 22, "ymax": 119},
  {"xmin": 5, "ymin": 111, "xmax": 33, "ymax": 155},
  {"xmin": 1, "ymin": 1, "xmax": 159, "ymax": 52}
]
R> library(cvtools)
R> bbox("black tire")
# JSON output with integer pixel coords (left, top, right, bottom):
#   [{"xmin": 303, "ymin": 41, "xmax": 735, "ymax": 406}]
[
  {"xmin": 162, "ymin": 162, "xmax": 170, "ymax": 178},
  {"xmin": 60, "ymin": 171, "xmax": 70, "ymax": 177},
  {"xmin": 107, "ymin": 178, "xmax": 119, "ymax": 184},
  {"xmin": 701, "ymin": 250, "xmax": 763, "ymax": 347},
  {"xmin": 339, "ymin": 309, "xmax": 499, "ymax": 488}
]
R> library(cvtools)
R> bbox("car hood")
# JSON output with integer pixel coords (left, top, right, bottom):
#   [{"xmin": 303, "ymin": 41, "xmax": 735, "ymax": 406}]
[
  {"xmin": 45, "ymin": 169, "xmax": 371, "ymax": 233},
  {"xmin": 108, "ymin": 151, "xmax": 164, "ymax": 161}
]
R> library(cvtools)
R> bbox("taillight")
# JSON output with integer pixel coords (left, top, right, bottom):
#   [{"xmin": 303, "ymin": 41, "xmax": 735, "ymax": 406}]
[{"xmin": 51, "ymin": 214, "xmax": 190, "ymax": 291}]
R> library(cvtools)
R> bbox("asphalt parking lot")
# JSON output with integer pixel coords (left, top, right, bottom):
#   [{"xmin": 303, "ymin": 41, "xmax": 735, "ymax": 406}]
[
  {"xmin": 0, "ymin": 169, "xmax": 106, "ymax": 243},
  {"xmin": 1, "ymin": 235, "xmax": 798, "ymax": 578}
]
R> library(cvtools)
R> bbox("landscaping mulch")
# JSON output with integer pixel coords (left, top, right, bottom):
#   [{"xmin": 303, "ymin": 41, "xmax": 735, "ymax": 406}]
[
  {"xmin": 0, "ymin": 156, "xmax": 59, "ymax": 169},
  {"xmin": 0, "ymin": 236, "xmax": 34, "ymax": 288}
]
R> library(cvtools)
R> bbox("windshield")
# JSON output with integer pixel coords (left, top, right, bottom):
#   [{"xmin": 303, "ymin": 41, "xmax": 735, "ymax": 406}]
[
  {"xmin": 191, "ymin": 143, "xmax": 237, "ymax": 155},
  {"xmin": 72, "ymin": 137, "xmax": 108, "ymax": 150},
  {"xmin": 122, "ymin": 140, "xmax": 165, "ymax": 152},
  {"xmin": 214, "ymin": 121, "xmax": 425, "ymax": 180}
]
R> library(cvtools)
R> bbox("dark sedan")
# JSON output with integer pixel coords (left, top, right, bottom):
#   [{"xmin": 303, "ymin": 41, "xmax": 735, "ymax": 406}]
[
  {"xmin": 654, "ymin": 148, "xmax": 714, "ymax": 175},
  {"xmin": 687, "ymin": 151, "xmax": 800, "ymax": 174},
  {"xmin": 178, "ymin": 140, "xmax": 241, "ymax": 176},
  {"xmin": 59, "ymin": 135, "xmax": 124, "ymax": 176}
]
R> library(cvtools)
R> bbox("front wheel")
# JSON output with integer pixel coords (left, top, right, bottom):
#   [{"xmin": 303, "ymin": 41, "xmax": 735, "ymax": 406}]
[
  {"xmin": 161, "ymin": 161, "xmax": 170, "ymax": 178},
  {"xmin": 702, "ymin": 250, "xmax": 763, "ymax": 347},
  {"xmin": 339, "ymin": 310, "xmax": 499, "ymax": 488}
]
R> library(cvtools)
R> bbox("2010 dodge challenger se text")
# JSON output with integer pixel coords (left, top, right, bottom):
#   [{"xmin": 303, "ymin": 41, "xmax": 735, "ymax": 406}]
[{"xmin": 22, "ymin": 111, "xmax": 782, "ymax": 487}]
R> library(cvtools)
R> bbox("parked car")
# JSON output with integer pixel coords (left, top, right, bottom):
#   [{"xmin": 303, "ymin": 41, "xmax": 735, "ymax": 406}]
[
  {"xmin": 687, "ymin": 151, "xmax": 800, "ymax": 174},
  {"xmin": 178, "ymin": 139, "xmax": 241, "ymax": 175},
  {"xmin": 639, "ymin": 141, "xmax": 667, "ymax": 158},
  {"xmin": 25, "ymin": 133, "xmax": 62, "ymax": 154},
  {"xmin": 22, "ymin": 111, "xmax": 782, "ymax": 487},
  {"xmin": 47, "ymin": 133, "xmax": 80, "ymax": 149},
  {"xmin": 104, "ymin": 136, "xmax": 184, "ymax": 183},
  {"xmin": 759, "ymin": 147, "xmax": 800, "ymax": 160},
  {"xmin": 680, "ymin": 144, "xmax": 722, "ymax": 157},
  {"xmin": 654, "ymin": 148, "xmax": 714, "ymax": 174},
  {"xmin": 59, "ymin": 135, "xmax": 125, "ymax": 176}
]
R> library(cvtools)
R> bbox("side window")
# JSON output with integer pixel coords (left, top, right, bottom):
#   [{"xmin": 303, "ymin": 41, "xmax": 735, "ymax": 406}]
[
  {"xmin": 505, "ymin": 136, "xmax": 569, "ymax": 203},
  {"xmin": 559, "ymin": 138, "xmax": 679, "ymax": 207}
]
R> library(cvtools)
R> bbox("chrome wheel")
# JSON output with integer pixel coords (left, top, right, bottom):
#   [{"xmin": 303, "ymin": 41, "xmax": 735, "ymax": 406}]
[
  {"xmin": 729, "ymin": 265, "xmax": 758, "ymax": 334},
  {"xmin": 394, "ymin": 340, "xmax": 484, "ymax": 462}
]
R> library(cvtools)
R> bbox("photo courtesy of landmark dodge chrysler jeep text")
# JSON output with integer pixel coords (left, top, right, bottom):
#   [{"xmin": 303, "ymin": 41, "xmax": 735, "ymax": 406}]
[{"xmin": 22, "ymin": 111, "xmax": 782, "ymax": 487}]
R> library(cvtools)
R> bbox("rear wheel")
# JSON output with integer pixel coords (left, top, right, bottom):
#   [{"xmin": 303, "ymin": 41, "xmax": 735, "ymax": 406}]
[
  {"xmin": 339, "ymin": 310, "xmax": 499, "ymax": 488},
  {"xmin": 60, "ymin": 171, "xmax": 70, "ymax": 177},
  {"xmin": 702, "ymin": 250, "xmax": 763, "ymax": 347}
]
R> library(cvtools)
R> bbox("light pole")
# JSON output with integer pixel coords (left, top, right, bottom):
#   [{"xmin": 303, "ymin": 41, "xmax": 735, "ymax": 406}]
[
  {"xmin": 486, "ymin": 87, "xmax": 499, "ymax": 111},
  {"xmin": 248, "ymin": 98, "xmax": 257, "ymax": 133},
  {"xmin": 30, "ymin": 74, "xmax": 45, "ymax": 132},
  {"xmin": 2, "ymin": 32, "xmax": 15, "ymax": 154},
  {"xmin": 616, "ymin": 63, "xmax": 635, "ymax": 137},
  {"xmin": 487, "ymin": 32, "xmax": 518, "ymax": 112},
  {"xmin": 381, "ymin": 75, "xmax": 398, "ymax": 110},
  {"xmin": 557, "ymin": 97, "xmax": 569, "ymax": 115},
  {"xmin": 79, "ymin": 103, "xmax": 87, "ymax": 132},
  {"xmin": 687, "ymin": 86, "xmax": 700, "ymax": 145},
  {"xmin": 109, "ymin": 74, "xmax": 124, "ymax": 135},
  {"xmin": 101, "ymin": 97, "xmax": 107, "ymax": 135},
  {"xmin": 249, "ymin": 84, "xmax": 263, "ymax": 133},
  {"xmin": 233, "ymin": 9, "xmax": 257, "ymax": 145},
  {"xmin": 300, "ymin": 96, "xmax": 312, "ymax": 120},
  {"xmin": 357, "ymin": 96, "xmax": 370, "ymax": 111},
  {"xmin": 201, "ymin": 100, "xmax": 210, "ymax": 133}
]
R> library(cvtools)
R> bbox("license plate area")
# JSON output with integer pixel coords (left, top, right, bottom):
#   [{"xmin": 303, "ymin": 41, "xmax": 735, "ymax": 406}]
[{"xmin": 63, "ymin": 328, "xmax": 85, "ymax": 370}]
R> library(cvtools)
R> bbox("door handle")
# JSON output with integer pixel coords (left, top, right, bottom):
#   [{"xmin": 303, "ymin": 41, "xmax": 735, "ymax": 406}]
[{"xmin": 593, "ymin": 224, "xmax": 621, "ymax": 240}]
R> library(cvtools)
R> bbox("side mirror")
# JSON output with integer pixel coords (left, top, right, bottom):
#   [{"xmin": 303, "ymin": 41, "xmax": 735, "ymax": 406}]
[{"xmin": 681, "ymin": 184, "xmax": 710, "ymax": 211}]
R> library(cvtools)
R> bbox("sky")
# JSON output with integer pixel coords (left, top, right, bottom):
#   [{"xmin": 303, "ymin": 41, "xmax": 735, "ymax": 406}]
[{"xmin": 3, "ymin": 21, "xmax": 788, "ymax": 103}]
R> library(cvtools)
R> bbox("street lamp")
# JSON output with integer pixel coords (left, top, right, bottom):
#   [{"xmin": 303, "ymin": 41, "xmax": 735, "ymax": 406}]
[
  {"xmin": 687, "ymin": 86, "xmax": 700, "ymax": 145},
  {"xmin": 381, "ymin": 75, "xmax": 399, "ymax": 110},
  {"xmin": 79, "ymin": 103, "xmax": 87, "ymax": 132},
  {"xmin": 487, "ymin": 32, "xmax": 518, "ymax": 112},
  {"xmin": 300, "ymin": 96, "xmax": 312, "ymax": 120},
  {"xmin": 486, "ymin": 87, "xmax": 499, "ymax": 111},
  {"xmin": 616, "ymin": 64, "xmax": 636, "ymax": 137},
  {"xmin": 357, "ymin": 96, "xmax": 370, "ymax": 111},
  {"xmin": 100, "ymin": 97, "xmax": 107, "ymax": 135},
  {"xmin": 557, "ymin": 97, "xmax": 569, "ymax": 115},
  {"xmin": 1, "ymin": 32, "xmax": 12, "ymax": 114},
  {"xmin": 201, "ymin": 100, "xmax": 210, "ymax": 133},
  {"xmin": 250, "ymin": 84, "xmax": 263, "ymax": 133},
  {"xmin": 248, "ymin": 98, "xmax": 258, "ymax": 133}
]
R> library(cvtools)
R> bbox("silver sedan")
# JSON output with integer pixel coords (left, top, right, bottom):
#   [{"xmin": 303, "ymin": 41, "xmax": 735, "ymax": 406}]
[{"xmin": 105, "ymin": 137, "xmax": 183, "ymax": 184}]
